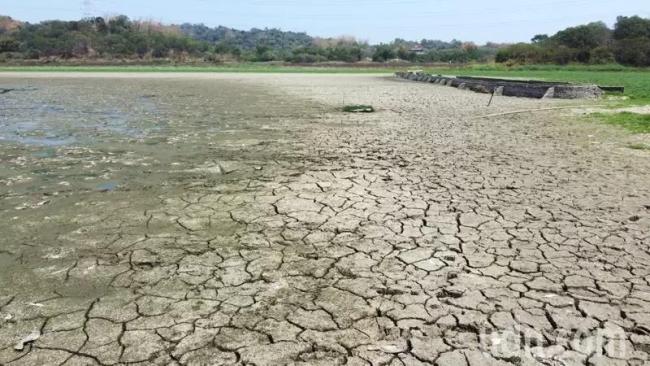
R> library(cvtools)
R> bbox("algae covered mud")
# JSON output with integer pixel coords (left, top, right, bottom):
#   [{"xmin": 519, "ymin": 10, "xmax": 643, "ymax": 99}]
[
  {"xmin": 0, "ymin": 73, "xmax": 649, "ymax": 365},
  {"xmin": 0, "ymin": 74, "xmax": 324, "ymax": 291}
]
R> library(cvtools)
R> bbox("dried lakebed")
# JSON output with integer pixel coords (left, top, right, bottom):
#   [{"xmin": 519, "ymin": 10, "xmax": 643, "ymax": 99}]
[{"xmin": 0, "ymin": 73, "xmax": 649, "ymax": 366}]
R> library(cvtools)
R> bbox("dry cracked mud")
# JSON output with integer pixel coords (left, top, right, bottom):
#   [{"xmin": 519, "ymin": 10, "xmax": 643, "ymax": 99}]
[{"xmin": 0, "ymin": 73, "xmax": 649, "ymax": 366}]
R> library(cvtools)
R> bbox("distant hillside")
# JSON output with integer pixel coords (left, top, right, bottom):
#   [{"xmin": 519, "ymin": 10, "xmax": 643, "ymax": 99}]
[
  {"xmin": 0, "ymin": 15, "xmax": 22, "ymax": 34},
  {"xmin": 180, "ymin": 24, "xmax": 313, "ymax": 50},
  {"xmin": 0, "ymin": 14, "xmax": 500, "ymax": 64},
  {"xmin": 0, "ymin": 16, "xmax": 205, "ymax": 59},
  {"xmin": 1, "ymin": 13, "xmax": 649, "ymax": 66}
]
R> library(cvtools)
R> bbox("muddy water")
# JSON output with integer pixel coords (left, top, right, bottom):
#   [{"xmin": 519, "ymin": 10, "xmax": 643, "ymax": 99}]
[{"xmin": 0, "ymin": 77, "xmax": 322, "ymax": 296}]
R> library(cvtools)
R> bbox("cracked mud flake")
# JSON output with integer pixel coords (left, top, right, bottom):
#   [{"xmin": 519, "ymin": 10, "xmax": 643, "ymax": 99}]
[{"xmin": 0, "ymin": 73, "xmax": 649, "ymax": 365}]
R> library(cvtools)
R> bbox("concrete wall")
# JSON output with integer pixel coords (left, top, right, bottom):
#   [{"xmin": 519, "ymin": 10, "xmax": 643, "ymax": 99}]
[{"xmin": 395, "ymin": 72, "xmax": 603, "ymax": 100}]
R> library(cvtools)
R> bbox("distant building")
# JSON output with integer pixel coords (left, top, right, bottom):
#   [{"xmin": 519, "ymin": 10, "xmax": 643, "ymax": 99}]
[{"xmin": 409, "ymin": 44, "xmax": 426, "ymax": 55}]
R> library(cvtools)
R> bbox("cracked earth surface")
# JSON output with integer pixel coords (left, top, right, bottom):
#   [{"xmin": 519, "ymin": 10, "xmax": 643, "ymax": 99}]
[{"xmin": 0, "ymin": 73, "xmax": 649, "ymax": 366}]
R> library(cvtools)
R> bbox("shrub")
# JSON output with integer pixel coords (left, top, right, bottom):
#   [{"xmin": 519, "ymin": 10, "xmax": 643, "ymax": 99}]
[
  {"xmin": 496, "ymin": 43, "xmax": 544, "ymax": 64},
  {"xmin": 0, "ymin": 36, "xmax": 18, "ymax": 52},
  {"xmin": 614, "ymin": 37, "xmax": 650, "ymax": 66},
  {"xmin": 372, "ymin": 44, "xmax": 396, "ymax": 62},
  {"xmin": 613, "ymin": 16, "xmax": 650, "ymax": 40},
  {"xmin": 590, "ymin": 46, "xmax": 615, "ymax": 64},
  {"xmin": 495, "ymin": 16, "xmax": 650, "ymax": 66}
]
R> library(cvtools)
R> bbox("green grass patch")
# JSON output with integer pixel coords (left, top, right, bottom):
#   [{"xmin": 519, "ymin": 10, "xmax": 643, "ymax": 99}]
[
  {"xmin": 0, "ymin": 64, "xmax": 397, "ymax": 74},
  {"xmin": 592, "ymin": 112, "xmax": 650, "ymax": 133},
  {"xmin": 343, "ymin": 105, "xmax": 375, "ymax": 113},
  {"xmin": 3, "ymin": 62, "xmax": 650, "ymax": 103},
  {"xmin": 423, "ymin": 64, "xmax": 650, "ymax": 103},
  {"xmin": 628, "ymin": 143, "xmax": 650, "ymax": 150}
]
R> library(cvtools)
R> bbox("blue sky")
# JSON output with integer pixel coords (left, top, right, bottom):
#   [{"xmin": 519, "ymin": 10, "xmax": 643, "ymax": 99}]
[{"xmin": 4, "ymin": 0, "xmax": 649, "ymax": 43}]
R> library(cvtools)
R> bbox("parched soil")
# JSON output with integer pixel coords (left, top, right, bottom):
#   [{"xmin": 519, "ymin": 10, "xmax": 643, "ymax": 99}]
[{"xmin": 0, "ymin": 73, "xmax": 649, "ymax": 366}]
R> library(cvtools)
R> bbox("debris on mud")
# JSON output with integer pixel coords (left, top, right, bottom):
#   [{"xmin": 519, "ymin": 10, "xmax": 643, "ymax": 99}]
[
  {"xmin": 97, "ymin": 181, "xmax": 119, "ymax": 192},
  {"xmin": 0, "ymin": 87, "xmax": 37, "ymax": 94},
  {"xmin": 629, "ymin": 143, "xmax": 650, "ymax": 150},
  {"xmin": 343, "ymin": 104, "xmax": 375, "ymax": 113},
  {"xmin": 14, "ymin": 330, "xmax": 40, "ymax": 351}
]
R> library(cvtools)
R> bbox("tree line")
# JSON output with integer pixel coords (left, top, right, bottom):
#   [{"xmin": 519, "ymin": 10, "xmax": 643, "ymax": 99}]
[
  {"xmin": 0, "ymin": 16, "xmax": 206, "ymax": 60},
  {"xmin": 370, "ymin": 39, "xmax": 501, "ymax": 63},
  {"xmin": 1, "ymin": 14, "xmax": 649, "ymax": 66},
  {"xmin": 0, "ymin": 15, "xmax": 499, "ymax": 64},
  {"xmin": 496, "ymin": 16, "xmax": 650, "ymax": 66}
]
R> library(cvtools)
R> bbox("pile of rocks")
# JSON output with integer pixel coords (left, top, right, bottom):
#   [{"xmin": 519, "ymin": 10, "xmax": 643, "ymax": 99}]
[{"xmin": 395, "ymin": 71, "xmax": 604, "ymax": 99}]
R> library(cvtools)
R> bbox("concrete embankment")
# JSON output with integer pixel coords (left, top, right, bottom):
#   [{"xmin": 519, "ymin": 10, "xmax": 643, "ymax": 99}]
[{"xmin": 395, "ymin": 71, "xmax": 604, "ymax": 99}]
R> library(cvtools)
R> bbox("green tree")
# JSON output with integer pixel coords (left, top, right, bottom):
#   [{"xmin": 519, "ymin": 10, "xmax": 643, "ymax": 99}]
[
  {"xmin": 372, "ymin": 44, "xmax": 396, "ymax": 62},
  {"xmin": 614, "ymin": 38, "xmax": 650, "ymax": 66},
  {"xmin": 531, "ymin": 34, "xmax": 549, "ymax": 43},
  {"xmin": 613, "ymin": 16, "xmax": 650, "ymax": 39},
  {"xmin": 553, "ymin": 22, "xmax": 611, "ymax": 49},
  {"xmin": 396, "ymin": 47, "xmax": 416, "ymax": 62},
  {"xmin": 613, "ymin": 16, "xmax": 650, "ymax": 66},
  {"xmin": 496, "ymin": 43, "xmax": 544, "ymax": 64},
  {"xmin": 0, "ymin": 36, "xmax": 19, "ymax": 52}
]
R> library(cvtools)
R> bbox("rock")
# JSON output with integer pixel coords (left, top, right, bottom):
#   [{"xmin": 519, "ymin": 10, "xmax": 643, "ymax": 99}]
[{"xmin": 14, "ymin": 330, "xmax": 41, "ymax": 351}]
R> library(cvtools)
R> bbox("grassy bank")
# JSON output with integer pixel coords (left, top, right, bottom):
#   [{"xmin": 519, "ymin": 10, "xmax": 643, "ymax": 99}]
[
  {"xmin": 439, "ymin": 65, "xmax": 650, "ymax": 134},
  {"xmin": 592, "ymin": 112, "xmax": 650, "ymax": 134},
  {"xmin": 424, "ymin": 64, "xmax": 650, "ymax": 102},
  {"xmin": 2, "ymin": 62, "xmax": 649, "ymax": 102},
  {"xmin": 0, "ymin": 64, "xmax": 399, "ymax": 74}
]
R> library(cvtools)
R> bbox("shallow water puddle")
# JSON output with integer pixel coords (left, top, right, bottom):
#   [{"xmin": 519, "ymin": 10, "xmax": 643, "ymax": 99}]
[{"xmin": 96, "ymin": 181, "xmax": 119, "ymax": 192}]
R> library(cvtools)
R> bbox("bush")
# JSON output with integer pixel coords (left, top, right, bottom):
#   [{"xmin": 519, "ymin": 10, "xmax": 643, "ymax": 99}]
[
  {"xmin": 24, "ymin": 49, "xmax": 40, "ymax": 59},
  {"xmin": 397, "ymin": 47, "xmax": 416, "ymax": 62},
  {"xmin": 590, "ymin": 46, "xmax": 615, "ymax": 64},
  {"xmin": 327, "ymin": 45, "xmax": 362, "ymax": 62},
  {"xmin": 496, "ymin": 16, "xmax": 650, "ymax": 67},
  {"xmin": 288, "ymin": 53, "xmax": 327, "ymax": 63},
  {"xmin": 372, "ymin": 44, "xmax": 396, "ymax": 62},
  {"xmin": 547, "ymin": 46, "xmax": 579, "ymax": 65},
  {"xmin": 614, "ymin": 37, "xmax": 650, "ymax": 66},
  {"xmin": 613, "ymin": 16, "xmax": 650, "ymax": 40},
  {"xmin": 0, "ymin": 36, "xmax": 18, "ymax": 52},
  {"xmin": 553, "ymin": 22, "xmax": 611, "ymax": 50},
  {"xmin": 496, "ymin": 43, "xmax": 544, "ymax": 64}
]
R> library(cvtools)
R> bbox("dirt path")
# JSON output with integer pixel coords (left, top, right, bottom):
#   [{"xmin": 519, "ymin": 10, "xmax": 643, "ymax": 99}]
[{"xmin": 0, "ymin": 73, "xmax": 649, "ymax": 365}]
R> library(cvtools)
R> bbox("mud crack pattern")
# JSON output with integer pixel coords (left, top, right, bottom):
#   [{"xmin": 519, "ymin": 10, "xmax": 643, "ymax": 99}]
[{"xmin": 0, "ymin": 74, "xmax": 649, "ymax": 366}]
